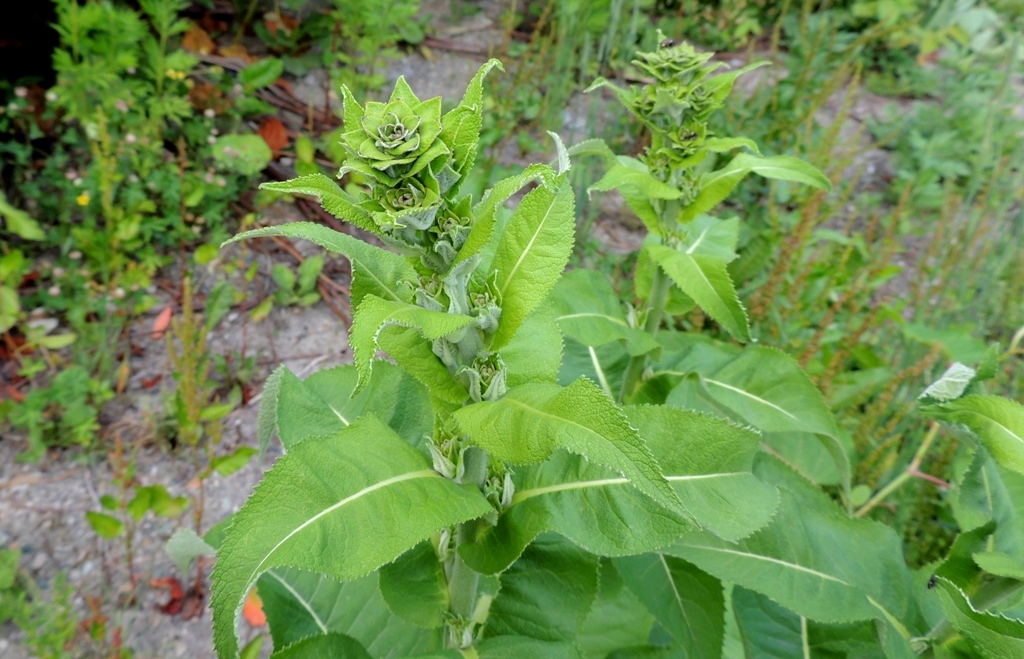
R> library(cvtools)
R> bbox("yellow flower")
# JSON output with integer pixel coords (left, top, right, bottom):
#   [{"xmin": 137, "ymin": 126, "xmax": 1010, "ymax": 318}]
[{"xmin": 76, "ymin": 193, "xmax": 90, "ymax": 206}]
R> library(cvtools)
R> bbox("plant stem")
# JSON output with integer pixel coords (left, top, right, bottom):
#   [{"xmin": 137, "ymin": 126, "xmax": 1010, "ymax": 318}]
[
  {"xmin": 854, "ymin": 422, "xmax": 941, "ymax": 518},
  {"xmin": 618, "ymin": 265, "xmax": 671, "ymax": 403},
  {"xmin": 447, "ymin": 448, "xmax": 488, "ymax": 646}
]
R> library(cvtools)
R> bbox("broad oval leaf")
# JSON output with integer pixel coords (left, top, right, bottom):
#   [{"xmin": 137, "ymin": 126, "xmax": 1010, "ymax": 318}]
[
  {"xmin": 376, "ymin": 326, "xmax": 469, "ymax": 416},
  {"xmin": 211, "ymin": 415, "xmax": 492, "ymax": 658},
  {"xmin": 553, "ymin": 269, "xmax": 660, "ymax": 357},
  {"xmin": 378, "ymin": 541, "xmax": 448, "ymax": 629}
]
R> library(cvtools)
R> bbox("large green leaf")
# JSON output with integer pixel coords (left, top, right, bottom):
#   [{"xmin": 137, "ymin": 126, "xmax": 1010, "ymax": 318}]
[
  {"xmin": 677, "ymin": 215, "xmax": 740, "ymax": 261},
  {"xmin": 458, "ymin": 449, "xmax": 693, "ymax": 575},
  {"xmin": 950, "ymin": 448, "xmax": 1024, "ymax": 559},
  {"xmin": 376, "ymin": 326, "xmax": 469, "ymax": 415},
  {"xmin": 258, "ymin": 568, "xmax": 444, "ymax": 656},
  {"xmin": 378, "ymin": 541, "xmax": 448, "ymax": 629},
  {"xmin": 490, "ymin": 176, "xmax": 575, "ymax": 349},
  {"xmin": 223, "ymin": 221, "xmax": 415, "ymax": 308},
  {"xmin": 485, "ymin": 533, "xmax": 599, "ymax": 642},
  {"xmin": 666, "ymin": 344, "xmax": 850, "ymax": 497},
  {"xmin": 258, "ymin": 175, "xmax": 380, "ymax": 235},
  {"xmin": 667, "ymin": 456, "xmax": 912, "ymax": 629},
  {"xmin": 613, "ymin": 554, "xmax": 724, "ymax": 658},
  {"xmin": 646, "ymin": 244, "xmax": 750, "ymax": 342},
  {"xmin": 454, "ymin": 378, "xmax": 684, "ymax": 516},
  {"xmin": 577, "ymin": 560, "xmax": 657, "ymax": 658},
  {"xmin": 925, "ymin": 396, "xmax": 1024, "ymax": 477},
  {"xmin": 589, "ymin": 156, "xmax": 682, "ymax": 201},
  {"xmin": 350, "ymin": 295, "xmax": 476, "ymax": 391},
  {"xmin": 683, "ymin": 154, "xmax": 831, "ymax": 222},
  {"xmin": 440, "ymin": 59, "xmax": 503, "ymax": 196},
  {"xmin": 269, "ymin": 633, "xmax": 371, "ymax": 659},
  {"xmin": 268, "ymin": 363, "xmax": 431, "ymax": 451},
  {"xmin": 553, "ymin": 269, "xmax": 660, "ymax": 357},
  {"xmin": 935, "ymin": 577, "xmax": 1024, "ymax": 658},
  {"xmin": 732, "ymin": 587, "xmax": 889, "ymax": 659},
  {"xmin": 211, "ymin": 416, "xmax": 492, "ymax": 658},
  {"xmin": 624, "ymin": 404, "xmax": 779, "ymax": 542}
]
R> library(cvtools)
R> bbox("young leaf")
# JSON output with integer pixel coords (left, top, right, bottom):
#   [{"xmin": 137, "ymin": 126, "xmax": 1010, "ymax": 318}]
[
  {"xmin": 211, "ymin": 415, "xmax": 493, "ymax": 658},
  {"xmin": 258, "ymin": 174, "xmax": 378, "ymax": 234},
  {"xmin": 223, "ymin": 221, "xmax": 416, "ymax": 308},
  {"xmin": 378, "ymin": 541, "xmax": 448, "ymax": 629},
  {"xmin": 577, "ymin": 560, "xmax": 657, "ymax": 658},
  {"xmin": 456, "ymin": 164, "xmax": 556, "ymax": 268},
  {"xmin": 349, "ymin": 295, "xmax": 476, "ymax": 391},
  {"xmin": 166, "ymin": 528, "xmax": 215, "ymax": 578},
  {"xmin": 485, "ymin": 533, "xmax": 599, "ymax": 642},
  {"xmin": 454, "ymin": 378, "xmax": 684, "ymax": 517},
  {"xmin": 924, "ymin": 395, "xmax": 1024, "ymax": 476},
  {"xmin": 613, "ymin": 554, "xmax": 724, "ymax": 658},
  {"xmin": 86, "ymin": 511, "xmax": 124, "ymax": 539},
  {"xmin": 646, "ymin": 244, "xmax": 750, "ymax": 341},
  {"xmin": 440, "ymin": 59, "xmax": 503, "ymax": 195},
  {"xmin": 268, "ymin": 632, "xmax": 371, "ymax": 658},
  {"xmin": 259, "ymin": 568, "xmax": 443, "ymax": 656},
  {"xmin": 934, "ymin": 577, "xmax": 1024, "ymax": 657},
  {"xmin": 211, "ymin": 447, "xmax": 258, "ymax": 476},
  {"xmin": 588, "ymin": 156, "xmax": 682, "ymax": 201},
  {"xmin": 489, "ymin": 176, "xmax": 575, "ymax": 349},
  {"xmin": 553, "ymin": 269, "xmax": 660, "ymax": 357}
]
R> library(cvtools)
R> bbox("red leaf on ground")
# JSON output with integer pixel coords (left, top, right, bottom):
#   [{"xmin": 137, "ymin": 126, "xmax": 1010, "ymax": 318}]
[
  {"xmin": 258, "ymin": 117, "xmax": 289, "ymax": 155},
  {"xmin": 142, "ymin": 375, "xmax": 163, "ymax": 389},
  {"xmin": 151, "ymin": 306, "xmax": 172, "ymax": 340},
  {"xmin": 151, "ymin": 577, "xmax": 186, "ymax": 616}
]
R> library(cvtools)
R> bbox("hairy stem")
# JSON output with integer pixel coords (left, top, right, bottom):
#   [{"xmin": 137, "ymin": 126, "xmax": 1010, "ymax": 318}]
[
  {"xmin": 619, "ymin": 265, "xmax": 671, "ymax": 403},
  {"xmin": 446, "ymin": 447, "xmax": 489, "ymax": 647}
]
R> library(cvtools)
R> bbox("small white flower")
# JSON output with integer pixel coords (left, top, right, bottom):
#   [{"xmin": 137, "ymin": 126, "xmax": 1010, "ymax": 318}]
[
  {"xmin": 210, "ymin": 128, "xmax": 219, "ymax": 136},
  {"xmin": 127, "ymin": 67, "xmax": 136, "ymax": 75},
  {"xmin": 125, "ymin": 133, "xmax": 137, "ymax": 144},
  {"xmin": 65, "ymin": 169, "xmax": 78, "ymax": 180},
  {"xmin": 112, "ymin": 287, "xmax": 126, "ymax": 299},
  {"xmin": 217, "ymin": 177, "xmax": 226, "ymax": 188},
  {"xmin": 115, "ymin": 99, "xmax": 128, "ymax": 112},
  {"xmin": 204, "ymin": 108, "xmax": 216, "ymax": 118},
  {"xmin": 14, "ymin": 87, "xmax": 27, "ymax": 98},
  {"xmin": 69, "ymin": 250, "xmax": 82, "ymax": 260},
  {"xmin": 204, "ymin": 172, "xmax": 215, "ymax": 184},
  {"xmin": 7, "ymin": 103, "xmax": 18, "ymax": 113},
  {"xmin": 46, "ymin": 91, "xmax": 58, "ymax": 103},
  {"xmin": 127, "ymin": 174, "xmax": 139, "ymax": 183},
  {"xmin": 48, "ymin": 285, "xmax": 61, "ymax": 297},
  {"xmin": 207, "ymin": 135, "xmax": 216, "ymax": 145},
  {"xmin": 52, "ymin": 267, "xmax": 65, "ymax": 278},
  {"xmin": 73, "ymin": 177, "xmax": 83, "ymax": 186}
]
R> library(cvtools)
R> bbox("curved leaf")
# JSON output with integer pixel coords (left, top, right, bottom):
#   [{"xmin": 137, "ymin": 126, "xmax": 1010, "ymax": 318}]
[
  {"xmin": 376, "ymin": 326, "xmax": 469, "ymax": 415},
  {"xmin": 223, "ymin": 221, "xmax": 416, "ymax": 308},
  {"xmin": 925, "ymin": 395, "xmax": 1024, "ymax": 476},
  {"xmin": 379, "ymin": 541, "xmax": 448, "ymax": 629},
  {"xmin": 211, "ymin": 415, "xmax": 492, "ymax": 658},
  {"xmin": 269, "ymin": 632, "xmax": 371, "ymax": 659},
  {"xmin": 258, "ymin": 175, "xmax": 380, "ymax": 234},
  {"xmin": 553, "ymin": 269, "xmax": 660, "ymax": 357},
  {"xmin": 935, "ymin": 577, "xmax": 1024, "ymax": 658}
]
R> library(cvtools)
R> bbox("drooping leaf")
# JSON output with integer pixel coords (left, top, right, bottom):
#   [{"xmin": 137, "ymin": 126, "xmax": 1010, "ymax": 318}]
[
  {"xmin": 485, "ymin": 533, "xmax": 599, "ymax": 642},
  {"xmin": 166, "ymin": 528, "xmax": 215, "ymax": 578},
  {"xmin": 950, "ymin": 448, "xmax": 1024, "ymax": 559},
  {"xmin": 613, "ymin": 553, "xmax": 724, "ymax": 658},
  {"xmin": 223, "ymin": 221, "xmax": 416, "ymax": 307},
  {"xmin": 454, "ymin": 378, "xmax": 684, "ymax": 516},
  {"xmin": 589, "ymin": 156, "xmax": 682, "ymax": 200},
  {"xmin": 259, "ymin": 568, "xmax": 444, "ymax": 656},
  {"xmin": 378, "ymin": 541, "xmax": 448, "ymax": 629},
  {"xmin": 553, "ymin": 269, "xmax": 660, "ymax": 357},
  {"xmin": 920, "ymin": 362, "xmax": 977, "ymax": 403},
  {"xmin": 924, "ymin": 395, "xmax": 1024, "ymax": 477},
  {"xmin": 490, "ymin": 176, "xmax": 575, "ymax": 349},
  {"xmin": 646, "ymin": 244, "xmax": 750, "ymax": 342},
  {"xmin": 934, "ymin": 577, "xmax": 1024, "ymax": 658},
  {"xmin": 268, "ymin": 632, "xmax": 371, "ymax": 659},
  {"xmin": 257, "ymin": 366, "xmax": 286, "ymax": 456},
  {"xmin": 667, "ymin": 456, "xmax": 912, "ymax": 628},
  {"xmin": 211, "ymin": 416, "xmax": 493, "ymax": 658},
  {"xmin": 350, "ymin": 295, "xmax": 476, "ymax": 391}
]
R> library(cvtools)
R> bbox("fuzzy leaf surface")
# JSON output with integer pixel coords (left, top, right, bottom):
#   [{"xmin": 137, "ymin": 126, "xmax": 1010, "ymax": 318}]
[
  {"xmin": 268, "ymin": 633, "xmax": 371, "ymax": 658},
  {"xmin": 490, "ymin": 176, "xmax": 575, "ymax": 349},
  {"xmin": 378, "ymin": 541, "xmax": 448, "ymax": 629},
  {"xmin": 211, "ymin": 416, "xmax": 492, "ymax": 658},
  {"xmin": 501, "ymin": 301, "xmax": 563, "ymax": 387},
  {"xmin": 925, "ymin": 395, "xmax": 1024, "ymax": 476},
  {"xmin": 376, "ymin": 326, "xmax": 469, "ymax": 415},
  {"xmin": 258, "ymin": 175, "xmax": 379, "ymax": 234},
  {"xmin": 440, "ymin": 59, "xmax": 503, "ymax": 196}
]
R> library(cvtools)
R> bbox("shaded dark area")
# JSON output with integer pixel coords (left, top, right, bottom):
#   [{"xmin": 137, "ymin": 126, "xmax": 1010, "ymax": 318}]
[{"xmin": 0, "ymin": 2, "xmax": 59, "ymax": 86}]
